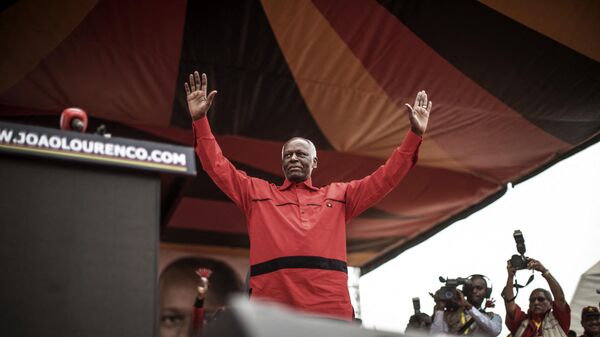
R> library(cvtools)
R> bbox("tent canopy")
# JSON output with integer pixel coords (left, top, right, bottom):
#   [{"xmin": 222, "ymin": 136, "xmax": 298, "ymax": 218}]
[
  {"xmin": 570, "ymin": 261, "xmax": 600, "ymax": 335},
  {"xmin": 1, "ymin": 0, "xmax": 599, "ymax": 273}
]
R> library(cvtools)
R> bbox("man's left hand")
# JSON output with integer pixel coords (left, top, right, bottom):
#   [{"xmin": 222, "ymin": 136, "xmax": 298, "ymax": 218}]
[
  {"xmin": 456, "ymin": 290, "xmax": 471, "ymax": 310},
  {"xmin": 405, "ymin": 90, "xmax": 432, "ymax": 136}
]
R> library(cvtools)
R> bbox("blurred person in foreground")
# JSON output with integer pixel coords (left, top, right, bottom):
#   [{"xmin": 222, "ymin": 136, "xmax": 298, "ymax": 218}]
[
  {"xmin": 159, "ymin": 258, "xmax": 241, "ymax": 337},
  {"xmin": 407, "ymin": 312, "xmax": 433, "ymax": 334}
]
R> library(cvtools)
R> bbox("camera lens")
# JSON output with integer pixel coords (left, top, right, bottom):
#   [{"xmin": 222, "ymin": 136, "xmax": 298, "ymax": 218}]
[{"xmin": 443, "ymin": 289, "xmax": 454, "ymax": 300}]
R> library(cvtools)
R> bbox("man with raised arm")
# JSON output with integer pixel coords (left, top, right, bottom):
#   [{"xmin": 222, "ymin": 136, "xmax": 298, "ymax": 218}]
[
  {"xmin": 184, "ymin": 71, "xmax": 432, "ymax": 320},
  {"xmin": 502, "ymin": 257, "xmax": 570, "ymax": 337}
]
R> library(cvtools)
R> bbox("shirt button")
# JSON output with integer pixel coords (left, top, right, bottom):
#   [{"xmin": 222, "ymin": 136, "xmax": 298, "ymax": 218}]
[{"xmin": 326, "ymin": 202, "xmax": 332, "ymax": 207}]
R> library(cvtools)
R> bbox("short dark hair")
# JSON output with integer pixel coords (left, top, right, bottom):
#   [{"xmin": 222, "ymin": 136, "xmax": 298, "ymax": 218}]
[
  {"xmin": 530, "ymin": 288, "xmax": 553, "ymax": 302},
  {"xmin": 469, "ymin": 274, "xmax": 488, "ymax": 287},
  {"xmin": 160, "ymin": 257, "xmax": 242, "ymax": 305},
  {"xmin": 464, "ymin": 274, "xmax": 489, "ymax": 298}
]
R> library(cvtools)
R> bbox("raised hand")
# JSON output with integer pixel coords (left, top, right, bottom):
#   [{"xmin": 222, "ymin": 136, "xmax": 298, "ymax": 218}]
[
  {"xmin": 195, "ymin": 268, "xmax": 212, "ymax": 300},
  {"xmin": 197, "ymin": 276, "xmax": 209, "ymax": 300},
  {"xmin": 184, "ymin": 71, "xmax": 217, "ymax": 120},
  {"xmin": 506, "ymin": 260, "xmax": 517, "ymax": 277},
  {"xmin": 456, "ymin": 289, "xmax": 471, "ymax": 310},
  {"xmin": 431, "ymin": 290, "xmax": 446, "ymax": 311},
  {"xmin": 526, "ymin": 258, "xmax": 548, "ymax": 273},
  {"xmin": 405, "ymin": 90, "xmax": 432, "ymax": 136}
]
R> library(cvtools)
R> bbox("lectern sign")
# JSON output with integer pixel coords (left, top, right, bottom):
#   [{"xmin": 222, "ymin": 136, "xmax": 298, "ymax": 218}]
[{"xmin": 0, "ymin": 121, "xmax": 196, "ymax": 175}]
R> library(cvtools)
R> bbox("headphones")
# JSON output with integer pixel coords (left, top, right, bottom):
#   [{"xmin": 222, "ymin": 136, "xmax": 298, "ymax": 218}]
[{"xmin": 463, "ymin": 274, "xmax": 493, "ymax": 299}]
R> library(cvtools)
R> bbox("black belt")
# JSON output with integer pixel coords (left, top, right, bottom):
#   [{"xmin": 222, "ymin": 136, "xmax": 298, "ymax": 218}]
[{"xmin": 250, "ymin": 256, "xmax": 348, "ymax": 277}]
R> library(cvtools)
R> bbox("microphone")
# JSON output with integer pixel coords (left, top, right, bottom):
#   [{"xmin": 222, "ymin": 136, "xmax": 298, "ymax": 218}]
[{"xmin": 60, "ymin": 107, "xmax": 88, "ymax": 132}]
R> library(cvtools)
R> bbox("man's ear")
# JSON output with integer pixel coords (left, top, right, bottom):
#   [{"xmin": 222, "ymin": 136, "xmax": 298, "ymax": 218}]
[{"xmin": 313, "ymin": 157, "xmax": 318, "ymax": 169}]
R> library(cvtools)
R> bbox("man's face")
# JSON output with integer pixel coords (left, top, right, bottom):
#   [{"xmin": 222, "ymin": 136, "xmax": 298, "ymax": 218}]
[
  {"xmin": 528, "ymin": 290, "xmax": 552, "ymax": 315},
  {"xmin": 467, "ymin": 277, "xmax": 487, "ymax": 307},
  {"xmin": 282, "ymin": 139, "xmax": 317, "ymax": 183},
  {"xmin": 582, "ymin": 314, "xmax": 600, "ymax": 334},
  {"xmin": 159, "ymin": 281, "xmax": 195, "ymax": 337}
]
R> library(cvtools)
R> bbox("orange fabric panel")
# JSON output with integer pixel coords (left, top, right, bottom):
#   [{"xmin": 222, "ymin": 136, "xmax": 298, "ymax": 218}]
[
  {"xmin": 310, "ymin": 0, "xmax": 570, "ymax": 183},
  {"xmin": 480, "ymin": 0, "xmax": 600, "ymax": 62},
  {"xmin": 260, "ymin": 0, "xmax": 468, "ymax": 175},
  {"xmin": 262, "ymin": 0, "xmax": 570, "ymax": 183}
]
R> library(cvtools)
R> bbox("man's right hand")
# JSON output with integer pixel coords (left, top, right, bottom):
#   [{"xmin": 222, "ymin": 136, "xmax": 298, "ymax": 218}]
[
  {"xmin": 431, "ymin": 290, "xmax": 447, "ymax": 311},
  {"xmin": 184, "ymin": 71, "xmax": 217, "ymax": 120},
  {"xmin": 506, "ymin": 260, "xmax": 517, "ymax": 277},
  {"xmin": 197, "ymin": 276, "xmax": 209, "ymax": 300}
]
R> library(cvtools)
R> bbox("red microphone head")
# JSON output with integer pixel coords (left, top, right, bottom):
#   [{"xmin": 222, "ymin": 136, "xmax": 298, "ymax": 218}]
[
  {"xmin": 195, "ymin": 268, "xmax": 213, "ymax": 279},
  {"xmin": 60, "ymin": 107, "xmax": 88, "ymax": 132}
]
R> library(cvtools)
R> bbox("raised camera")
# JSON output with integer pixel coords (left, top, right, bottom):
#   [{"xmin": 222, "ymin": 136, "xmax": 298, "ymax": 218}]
[
  {"xmin": 509, "ymin": 230, "xmax": 529, "ymax": 270},
  {"xmin": 412, "ymin": 297, "xmax": 421, "ymax": 314}
]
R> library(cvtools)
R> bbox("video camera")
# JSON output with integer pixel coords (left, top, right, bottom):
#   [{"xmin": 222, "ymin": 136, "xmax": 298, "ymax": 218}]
[
  {"xmin": 437, "ymin": 276, "xmax": 471, "ymax": 302},
  {"xmin": 509, "ymin": 230, "xmax": 529, "ymax": 270}
]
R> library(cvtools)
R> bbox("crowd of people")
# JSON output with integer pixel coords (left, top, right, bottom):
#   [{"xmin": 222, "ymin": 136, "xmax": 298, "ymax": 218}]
[
  {"xmin": 405, "ymin": 258, "xmax": 599, "ymax": 337},
  {"xmin": 159, "ymin": 254, "xmax": 598, "ymax": 337},
  {"xmin": 155, "ymin": 71, "xmax": 597, "ymax": 336}
]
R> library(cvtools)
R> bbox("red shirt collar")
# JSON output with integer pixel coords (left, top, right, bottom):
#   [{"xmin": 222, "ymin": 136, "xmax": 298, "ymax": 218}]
[{"xmin": 279, "ymin": 178, "xmax": 319, "ymax": 191}]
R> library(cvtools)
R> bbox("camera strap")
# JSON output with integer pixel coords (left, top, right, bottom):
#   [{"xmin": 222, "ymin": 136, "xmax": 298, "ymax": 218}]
[
  {"xmin": 458, "ymin": 317, "xmax": 475, "ymax": 334},
  {"xmin": 506, "ymin": 272, "xmax": 535, "ymax": 302}
]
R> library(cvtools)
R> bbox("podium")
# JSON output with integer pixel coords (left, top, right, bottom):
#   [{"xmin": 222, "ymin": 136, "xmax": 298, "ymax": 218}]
[{"xmin": 0, "ymin": 121, "xmax": 196, "ymax": 337}]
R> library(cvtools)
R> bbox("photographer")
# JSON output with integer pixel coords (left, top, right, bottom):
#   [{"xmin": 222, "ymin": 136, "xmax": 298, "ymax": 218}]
[
  {"xmin": 407, "ymin": 313, "xmax": 433, "ymax": 333},
  {"xmin": 407, "ymin": 297, "xmax": 433, "ymax": 333},
  {"xmin": 430, "ymin": 275, "xmax": 502, "ymax": 336},
  {"xmin": 501, "ymin": 258, "xmax": 570, "ymax": 337}
]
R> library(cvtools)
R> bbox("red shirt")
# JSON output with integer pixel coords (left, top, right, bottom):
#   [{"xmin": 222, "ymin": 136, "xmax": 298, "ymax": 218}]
[
  {"xmin": 193, "ymin": 117, "xmax": 421, "ymax": 320},
  {"xmin": 506, "ymin": 303, "xmax": 571, "ymax": 337}
]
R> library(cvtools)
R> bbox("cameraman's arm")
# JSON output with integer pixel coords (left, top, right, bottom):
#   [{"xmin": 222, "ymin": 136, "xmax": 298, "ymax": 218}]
[
  {"xmin": 501, "ymin": 260, "xmax": 517, "ymax": 320},
  {"xmin": 429, "ymin": 295, "xmax": 448, "ymax": 335},
  {"xmin": 528, "ymin": 259, "xmax": 568, "ymax": 310},
  {"xmin": 430, "ymin": 311, "xmax": 448, "ymax": 335},
  {"xmin": 467, "ymin": 308, "xmax": 502, "ymax": 336}
]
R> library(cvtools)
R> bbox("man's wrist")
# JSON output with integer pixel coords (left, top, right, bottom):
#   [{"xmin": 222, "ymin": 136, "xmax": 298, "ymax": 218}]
[
  {"xmin": 194, "ymin": 297, "xmax": 205, "ymax": 308},
  {"xmin": 501, "ymin": 292, "xmax": 515, "ymax": 303},
  {"xmin": 192, "ymin": 113, "xmax": 207, "ymax": 121},
  {"xmin": 410, "ymin": 126, "xmax": 423, "ymax": 137},
  {"xmin": 542, "ymin": 269, "xmax": 551, "ymax": 277}
]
